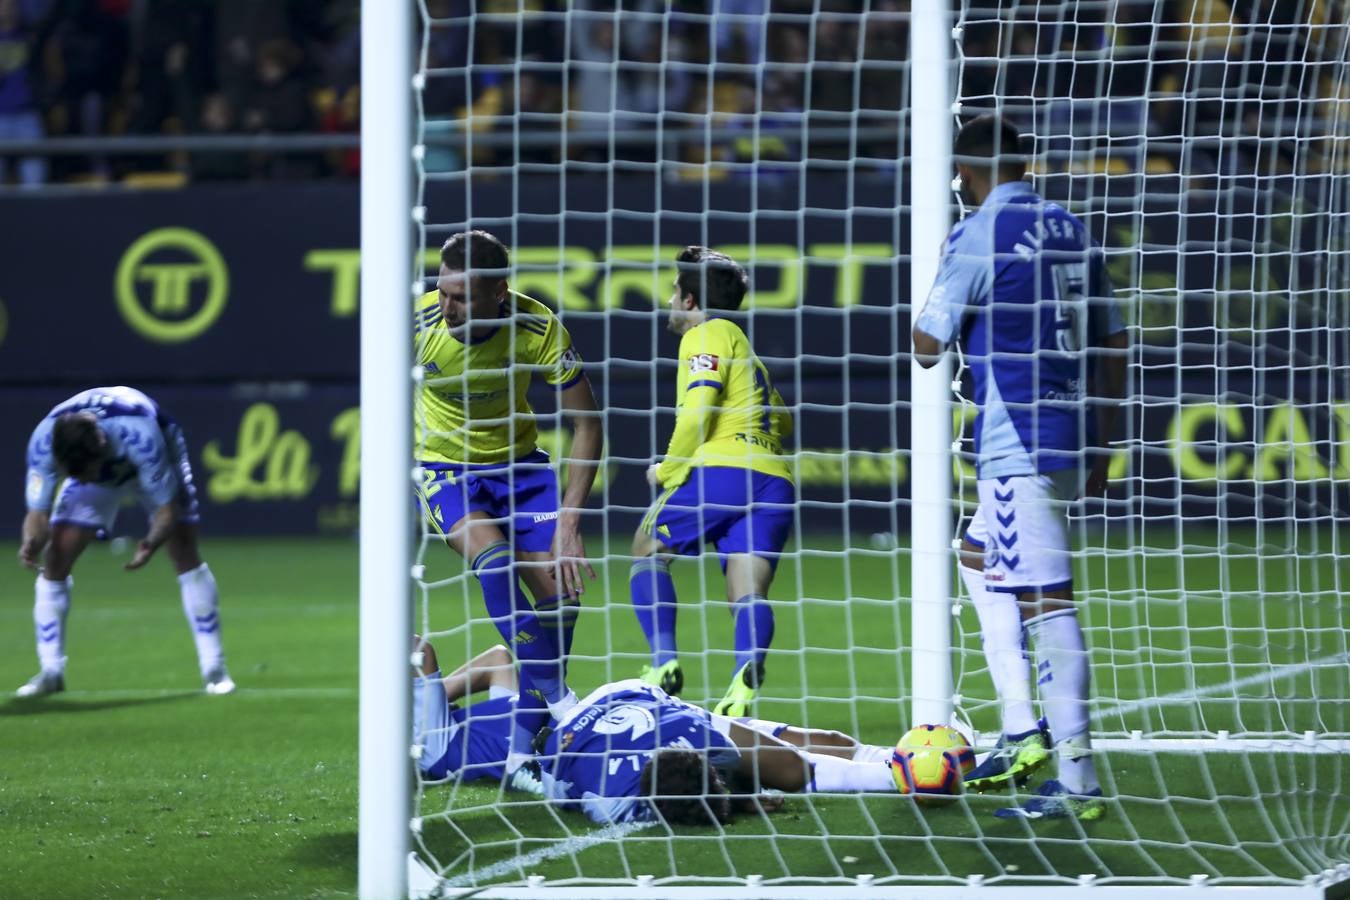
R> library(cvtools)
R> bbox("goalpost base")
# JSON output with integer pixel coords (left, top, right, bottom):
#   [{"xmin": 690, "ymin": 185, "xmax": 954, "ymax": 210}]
[{"xmin": 412, "ymin": 874, "xmax": 1350, "ymax": 900}]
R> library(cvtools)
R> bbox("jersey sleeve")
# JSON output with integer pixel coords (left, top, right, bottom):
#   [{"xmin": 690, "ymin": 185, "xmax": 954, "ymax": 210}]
[
  {"xmin": 913, "ymin": 225, "xmax": 991, "ymax": 344},
  {"xmin": 24, "ymin": 419, "xmax": 58, "ymax": 512},
  {"xmin": 531, "ymin": 313, "xmax": 585, "ymax": 388},
  {"xmin": 677, "ymin": 326, "xmax": 729, "ymax": 396},
  {"xmin": 114, "ymin": 419, "xmax": 177, "ymax": 508},
  {"xmin": 414, "ymin": 295, "xmax": 443, "ymax": 361}
]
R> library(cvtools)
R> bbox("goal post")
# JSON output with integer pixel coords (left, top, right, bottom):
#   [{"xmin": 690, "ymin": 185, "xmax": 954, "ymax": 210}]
[
  {"xmin": 372, "ymin": 2, "xmax": 1350, "ymax": 896},
  {"xmin": 908, "ymin": 0, "xmax": 956, "ymax": 730},
  {"xmin": 358, "ymin": 0, "xmax": 413, "ymax": 897}
]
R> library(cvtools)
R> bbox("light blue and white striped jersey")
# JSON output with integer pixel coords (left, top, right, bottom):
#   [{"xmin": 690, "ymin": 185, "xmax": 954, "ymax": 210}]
[
  {"xmin": 25, "ymin": 386, "xmax": 176, "ymax": 511},
  {"xmin": 914, "ymin": 181, "xmax": 1125, "ymax": 479}
]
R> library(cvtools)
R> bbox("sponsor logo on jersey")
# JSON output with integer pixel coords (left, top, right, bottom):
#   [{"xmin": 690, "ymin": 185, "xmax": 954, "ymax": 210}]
[
  {"xmin": 688, "ymin": 353, "xmax": 719, "ymax": 373},
  {"xmin": 532, "ymin": 511, "xmax": 559, "ymax": 524}
]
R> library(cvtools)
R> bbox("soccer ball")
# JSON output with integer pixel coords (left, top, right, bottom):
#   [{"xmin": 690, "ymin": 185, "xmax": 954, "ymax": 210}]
[{"xmin": 890, "ymin": 724, "xmax": 975, "ymax": 797}]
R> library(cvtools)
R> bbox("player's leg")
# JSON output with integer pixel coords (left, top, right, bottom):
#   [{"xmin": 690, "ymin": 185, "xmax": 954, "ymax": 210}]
[
  {"xmin": 506, "ymin": 454, "xmax": 582, "ymax": 683},
  {"xmin": 629, "ymin": 480, "xmax": 704, "ymax": 694},
  {"xmin": 163, "ymin": 522, "xmax": 233, "ymax": 694},
  {"xmin": 987, "ymin": 471, "xmax": 1102, "ymax": 820},
  {"xmin": 737, "ymin": 717, "xmax": 891, "ymax": 763},
  {"xmin": 18, "ymin": 478, "xmax": 120, "ymax": 697},
  {"xmin": 726, "ymin": 722, "xmax": 895, "ymax": 794},
  {"xmin": 961, "ymin": 499, "xmax": 1049, "ymax": 791},
  {"xmin": 18, "ymin": 522, "xmax": 94, "ymax": 697},
  {"xmin": 712, "ymin": 471, "xmax": 794, "ymax": 716},
  {"xmin": 157, "ymin": 420, "xmax": 233, "ymax": 694}
]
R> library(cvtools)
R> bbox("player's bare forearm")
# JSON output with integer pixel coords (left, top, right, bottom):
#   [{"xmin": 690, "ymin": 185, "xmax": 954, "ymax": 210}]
[
  {"xmin": 558, "ymin": 377, "xmax": 603, "ymax": 513},
  {"xmin": 912, "ymin": 327, "xmax": 945, "ymax": 369},
  {"xmin": 442, "ymin": 644, "xmax": 516, "ymax": 703},
  {"xmin": 1092, "ymin": 331, "xmax": 1129, "ymax": 449},
  {"xmin": 19, "ymin": 509, "xmax": 50, "ymax": 568},
  {"xmin": 127, "ymin": 504, "xmax": 177, "ymax": 570}
]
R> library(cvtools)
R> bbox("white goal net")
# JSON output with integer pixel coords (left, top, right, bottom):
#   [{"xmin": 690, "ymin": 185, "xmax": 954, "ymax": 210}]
[{"xmin": 386, "ymin": 1, "xmax": 1350, "ymax": 896}]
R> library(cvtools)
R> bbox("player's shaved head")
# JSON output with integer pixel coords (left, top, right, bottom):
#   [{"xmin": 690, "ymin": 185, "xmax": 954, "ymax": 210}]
[
  {"xmin": 675, "ymin": 246, "xmax": 749, "ymax": 312},
  {"xmin": 641, "ymin": 749, "xmax": 733, "ymax": 826},
  {"xmin": 441, "ymin": 230, "xmax": 510, "ymax": 283},
  {"xmin": 953, "ymin": 114, "xmax": 1027, "ymax": 183},
  {"xmin": 52, "ymin": 412, "xmax": 105, "ymax": 480}
]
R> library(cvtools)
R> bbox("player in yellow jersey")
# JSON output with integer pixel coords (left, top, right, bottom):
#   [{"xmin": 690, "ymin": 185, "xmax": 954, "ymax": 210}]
[
  {"xmin": 630, "ymin": 246, "xmax": 796, "ymax": 716},
  {"xmin": 416, "ymin": 230, "xmax": 602, "ymax": 768}
]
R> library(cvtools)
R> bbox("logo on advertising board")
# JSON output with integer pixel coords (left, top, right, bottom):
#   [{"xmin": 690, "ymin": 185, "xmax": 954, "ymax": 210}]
[{"xmin": 115, "ymin": 227, "xmax": 229, "ymax": 343}]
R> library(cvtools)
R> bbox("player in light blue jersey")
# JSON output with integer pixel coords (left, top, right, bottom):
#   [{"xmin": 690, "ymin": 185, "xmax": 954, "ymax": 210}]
[
  {"xmin": 412, "ymin": 639, "xmax": 898, "ymax": 826},
  {"xmin": 913, "ymin": 115, "xmax": 1128, "ymax": 821},
  {"xmin": 17, "ymin": 387, "xmax": 233, "ymax": 697}
]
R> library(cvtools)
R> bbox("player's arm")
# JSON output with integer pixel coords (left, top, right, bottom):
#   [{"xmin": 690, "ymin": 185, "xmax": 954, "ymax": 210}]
[
  {"xmin": 440, "ymin": 643, "xmax": 518, "ymax": 704},
  {"xmin": 121, "ymin": 422, "xmax": 179, "ymax": 571},
  {"xmin": 653, "ymin": 383, "xmax": 720, "ymax": 487},
  {"xmin": 1085, "ymin": 257, "xmax": 1129, "ymax": 496},
  {"xmin": 20, "ymin": 424, "xmax": 58, "ymax": 568},
  {"xmin": 534, "ymin": 314, "xmax": 601, "ymax": 596},
  {"xmin": 912, "ymin": 230, "xmax": 987, "ymax": 369},
  {"xmin": 553, "ymin": 375, "xmax": 602, "ymax": 596}
]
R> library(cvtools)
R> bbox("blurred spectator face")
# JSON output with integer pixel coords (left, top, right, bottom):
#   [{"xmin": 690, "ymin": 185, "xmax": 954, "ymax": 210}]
[
  {"xmin": 256, "ymin": 40, "xmax": 295, "ymax": 86},
  {"xmin": 202, "ymin": 93, "xmax": 234, "ymax": 132},
  {"xmin": 0, "ymin": 0, "xmax": 16, "ymax": 29}
]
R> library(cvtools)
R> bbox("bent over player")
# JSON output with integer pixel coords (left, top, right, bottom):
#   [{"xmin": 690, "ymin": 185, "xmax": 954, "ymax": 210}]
[
  {"xmin": 630, "ymin": 246, "xmax": 795, "ymax": 716},
  {"xmin": 412, "ymin": 639, "xmax": 898, "ymax": 826},
  {"xmin": 18, "ymin": 386, "xmax": 233, "ymax": 697},
  {"xmin": 913, "ymin": 115, "xmax": 1127, "ymax": 820},
  {"xmin": 416, "ymin": 229, "xmax": 603, "ymax": 767}
]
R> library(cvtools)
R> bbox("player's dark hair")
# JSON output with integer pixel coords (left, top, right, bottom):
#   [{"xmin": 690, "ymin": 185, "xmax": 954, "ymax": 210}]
[
  {"xmin": 441, "ymin": 230, "xmax": 510, "ymax": 282},
  {"xmin": 640, "ymin": 749, "xmax": 734, "ymax": 826},
  {"xmin": 953, "ymin": 114, "xmax": 1028, "ymax": 182},
  {"xmin": 675, "ymin": 246, "xmax": 749, "ymax": 312},
  {"xmin": 52, "ymin": 413, "xmax": 103, "ymax": 478}
]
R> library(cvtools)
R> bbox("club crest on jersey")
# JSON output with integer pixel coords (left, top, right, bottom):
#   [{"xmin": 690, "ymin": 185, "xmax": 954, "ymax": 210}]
[
  {"xmin": 593, "ymin": 704, "xmax": 656, "ymax": 741},
  {"xmin": 688, "ymin": 353, "xmax": 719, "ymax": 373},
  {"xmin": 559, "ymin": 347, "xmax": 581, "ymax": 368}
]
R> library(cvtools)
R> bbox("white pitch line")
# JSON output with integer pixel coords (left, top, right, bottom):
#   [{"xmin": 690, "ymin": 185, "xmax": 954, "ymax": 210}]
[
  {"xmin": 441, "ymin": 821, "xmax": 652, "ymax": 890},
  {"xmin": 1091, "ymin": 652, "xmax": 1348, "ymax": 722}
]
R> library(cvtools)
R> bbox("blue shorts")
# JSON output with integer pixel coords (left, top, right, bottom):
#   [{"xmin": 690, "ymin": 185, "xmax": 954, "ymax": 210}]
[
  {"xmin": 642, "ymin": 468, "xmax": 794, "ymax": 569},
  {"xmin": 418, "ymin": 450, "xmax": 559, "ymax": 553}
]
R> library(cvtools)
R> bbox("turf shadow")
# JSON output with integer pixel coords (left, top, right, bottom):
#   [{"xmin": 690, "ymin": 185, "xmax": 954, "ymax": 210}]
[
  {"xmin": 294, "ymin": 830, "xmax": 358, "ymax": 878},
  {"xmin": 0, "ymin": 691, "xmax": 200, "ymax": 716}
]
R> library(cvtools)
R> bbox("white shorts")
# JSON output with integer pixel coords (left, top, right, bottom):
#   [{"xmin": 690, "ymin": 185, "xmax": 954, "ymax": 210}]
[
  {"xmin": 50, "ymin": 423, "xmax": 200, "ymax": 534},
  {"xmin": 966, "ymin": 471, "xmax": 1077, "ymax": 594},
  {"xmin": 411, "ymin": 674, "xmax": 514, "ymax": 766}
]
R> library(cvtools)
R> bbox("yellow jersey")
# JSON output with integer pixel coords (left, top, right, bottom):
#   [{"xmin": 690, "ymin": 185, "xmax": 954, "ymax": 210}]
[
  {"xmin": 414, "ymin": 290, "xmax": 583, "ymax": 465},
  {"xmin": 654, "ymin": 316, "xmax": 793, "ymax": 488}
]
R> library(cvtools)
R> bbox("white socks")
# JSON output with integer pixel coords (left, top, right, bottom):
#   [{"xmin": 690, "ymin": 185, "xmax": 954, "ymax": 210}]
[
  {"xmin": 851, "ymin": 743, "xmax": 894, "ymax": 765},
  {"xmin": 179, "ymin": 563, "xmax": 225, "ymax": 675},
  {"xmin": 963, "ymin": 564, "xmax": 1038, "ymax": 736},
  {"xmin": 805, "ymin": 753, "xmax": 898, "ymax": 793},
  {"xmin": 34, "ymin": 575, "xmax": 71, "ymax": 674},
  {"xmin": 1025, "ymin": 607, "xmax": 1098, "ymax": 794}
]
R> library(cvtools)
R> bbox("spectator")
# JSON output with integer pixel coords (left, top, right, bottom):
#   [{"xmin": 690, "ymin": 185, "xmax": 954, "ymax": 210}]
[
  {"xmin": 238, "ymin": 38, "xmax": 321, "ymax": 178},
  {"xmin": 0, "ymin": 0, "xmax": 46, "ymax": 185}
]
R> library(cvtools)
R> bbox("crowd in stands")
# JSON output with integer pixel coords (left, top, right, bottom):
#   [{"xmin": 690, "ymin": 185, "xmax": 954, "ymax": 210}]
[{"xmin": 0, "ymin": 0, "xmax": 1340, "ymax": 187}]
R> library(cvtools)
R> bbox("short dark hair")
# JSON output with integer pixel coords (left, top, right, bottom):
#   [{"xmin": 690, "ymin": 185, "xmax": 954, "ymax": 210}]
[
  {"xmin": 640, "ymin": 749, "xmax": 733, "ymax": 826},
  {"xmin": 52, "ymin": 413, "xmax": 103, "ymax": 477},
  {"xmin": 953, "ymin": 114, "xmax": 1028, "ymax": 180},
  {"xmin": 675, "ymin": 246, "xmax": 749, "ymax": 312},
  {"xmin": 440, "ymin": 230, "xmax": 510, "ymax": 281}
]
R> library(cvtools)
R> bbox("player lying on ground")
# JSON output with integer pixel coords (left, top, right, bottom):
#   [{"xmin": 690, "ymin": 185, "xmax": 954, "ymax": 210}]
[
  {"xmin": 413, "ymin": 639, "xmax": 898, "ymax": 825},
  {"xmin": 630, "ymin": 246, "xmax": 796, "ymax": 716},
  {"xmin": 913, "ymin": 114, "xmax": 1128, "ymax": 821},
  {"xmin": 415, "ymin": 229, "xmax": 603, "ymax": 766},
  {"xmin": 17, "ymin": 386, "xmax": 233, "ymax": 697}
]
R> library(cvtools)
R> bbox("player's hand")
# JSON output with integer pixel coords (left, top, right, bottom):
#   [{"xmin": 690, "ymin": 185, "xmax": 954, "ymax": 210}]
[
  {"xmin": 646, "ymin": 464, "xmax": 662, "ymax": 488},
  {"xmin": 552, "ymin": 520, "xmax": 596, "ymax": 598},
  {"xmin": 1083, "ymin": 457, "xmax": 1111, "ymax": 498},
  {"xmin": 17, "ymin": 539, "xmax": 42, "ymax": 569},
  {"xmin": 124, "ymin": 540, "xmax": 157, "ymax": 571}
]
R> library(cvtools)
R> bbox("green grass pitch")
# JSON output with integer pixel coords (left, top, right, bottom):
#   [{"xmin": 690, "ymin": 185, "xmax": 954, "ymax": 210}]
[{"xmin": 1, "ymin": 531, "xmax": 1345, "ymax": 897}]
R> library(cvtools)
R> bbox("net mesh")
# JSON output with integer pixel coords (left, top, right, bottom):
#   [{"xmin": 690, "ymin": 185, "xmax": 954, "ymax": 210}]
[{"xmin": 402, "ymin": 1, "xmax": 1349, "ymax": 892}]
